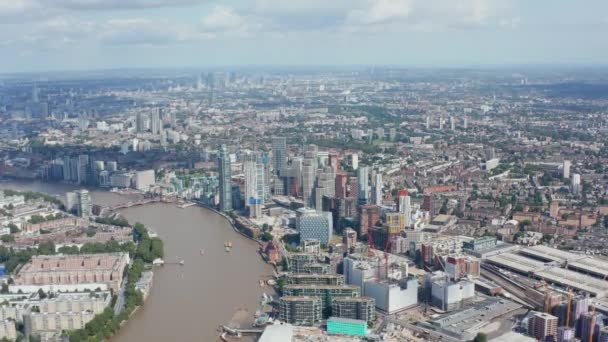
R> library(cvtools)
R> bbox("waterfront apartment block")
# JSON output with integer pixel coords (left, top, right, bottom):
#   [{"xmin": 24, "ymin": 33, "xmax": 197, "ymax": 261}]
[
  {"xmin": 279, "ymin": 296, "xmax": 322, "ymax": 326},
  {"xmin": 331, "ymin": 297, "xmax": 376, "ymax": 323},
  {"xmin": 289, "ymin": 253, "xmax": 317, "ymax": 273},
  {"xmin": 24, "ymin": 311, "xmax": 97, "ymax": 339},
  {"xmin": 13, "ymin": 253, "xmax": 130, "ymax": 292},
  {"xmin": 286, "ymin": 274, "xmax": 345, "ymax": 286},
  {"xmin": 283, "ymin": 284, "xmax": 361, "ymax": 315},
  {"xmin": 0, "ymin": 320, "xmax": 17, "ymax": 341},
  {"xmin": 301, "ymin": 263, "xmax": 331, "ymax": 274}
]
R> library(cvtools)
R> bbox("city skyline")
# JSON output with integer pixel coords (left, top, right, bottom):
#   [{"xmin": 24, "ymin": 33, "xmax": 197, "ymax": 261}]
[{"xmin": 1, "ymin": 0, "xmax": 608, "ymax": 72}]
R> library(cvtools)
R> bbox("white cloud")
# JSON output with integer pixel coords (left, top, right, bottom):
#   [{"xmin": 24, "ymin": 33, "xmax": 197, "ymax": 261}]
[
  {"xmin": 43, "ymin": 0, "xmax": 206, "ymax": 11},
  {"xmin": 201, "ymin": 6, "xmax": 246, "ymax": 32},
  {"xmin": 99, "ymin": 18, "xmax": 199, "ymax": 45}
]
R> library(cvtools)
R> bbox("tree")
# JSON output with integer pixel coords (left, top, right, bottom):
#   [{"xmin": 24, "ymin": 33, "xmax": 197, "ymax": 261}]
[
  {"xmin": 472, "ymin": 332, "xmax": 488, "ymax": 342},
  {"xmin": 0, "ymin": 235, "xmax": 14, "ymax": 243},
  {"xmin": 37, "ymin": 289, "xmax": 47, "ymax": 299},
  {"xmin": 7, "ymin": 223, "xmax": 20, "ymax": 234}
]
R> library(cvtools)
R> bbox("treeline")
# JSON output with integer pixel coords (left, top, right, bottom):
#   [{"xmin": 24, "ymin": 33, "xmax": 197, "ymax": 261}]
[
  {"xmin": 28, "ymin": 213, "xmax": 65, "ymax": 224},
  {"xmin": 2, "ymin": 189, "xmax": 63, "ymax": 206},
  {"xmin": 0, "ymin": 240, "xmax": 137, "ymax": 273},
  {"xmin": 67, "ymin": 223, "xmax": 160, "ymax": 341},
  {"xmin": 94, "ymin": 216, "xmax": 130, "ymax": 227}
]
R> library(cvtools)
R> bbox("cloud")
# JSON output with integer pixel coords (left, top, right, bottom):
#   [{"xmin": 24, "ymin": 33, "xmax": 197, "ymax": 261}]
[
  {"xmin": 43, "ymin": 0, "xmax": 206, "ymax": 11},
  {"xmin": 99, "ymin": 18, "xmax": 199, "ymax": 46},
  {"xmin": 201, "ymin": 6, "xmax": 246, "ymax": 32}
]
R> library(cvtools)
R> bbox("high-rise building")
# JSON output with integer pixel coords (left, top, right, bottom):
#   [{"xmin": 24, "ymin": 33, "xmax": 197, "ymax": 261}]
[
  {"xmin": 358, "ymin": 204, "xmax": 380, "ymax": 238},
  {"xmin": 528, "ymin": 312, "xmax": 558, "ymax": 341},
  {"xmin": 331, "ymin": 297, "xmax": 375, "ymax": 323},
  {"xmin": 426, "ymin": 116, "xmax": 431, "ymax": 129},
  {"xmin": 296, "ymin": 208, "xmax": 333, "ymax": 244},
  {"xmin": 136, "ymin": 112, "xmax": 146, "ymax": 133},
  {"xmin": 343, "ymin": 228, "xmax": 357, "ymax": 250},
  {"xmin": 572, "ymin": 173, "xmax": 581, "ymax": 195},
  {"xmin": 74, "ymin": 190, "xmax": 91, "ymax": 217},
  {"xmin": 350, "ymin": 154, "xmax": 359, "ymax": 171},
  {"xmin": 135, "ymin": 170, "xmax": 155, "ymax": 192},
  {"xmin": 449, "ymin": 115, "xmax": 455, "ymax": 130},
  {"xmin": 563, "ymin": 160, "xmax": 571, "ymax": 179},
  {"xmin": 302, "ymin": 146, "xmax": 317, "ymax": 207},
  {"xmin": 357, "ymin": 166, "xmax": 369, "ymax": 205},
  {"xmin": 278, "ymin": 296, "xmax": 322, "ymax": 326},
  {"xmin": 218, "ymin": 144, "xmax": 232, "ymax": 211},
  {"xmin": 580, "ymin": 312, "xmax": 603, "ymax": 342},
  {"xmin": 272, "ymin": 136, "xmax": 287, "ymax": 175},
  {"xmin": 77, "ymin": 155, "xmax": 89, "ymax": 185},
  {"xmin": 65, "ymin": 191, "xmax": 78, "ymax": 214},
  {"xmin": 282, "ymin": 284, "xmax": 361, "ymax": 316},
  {"xmin": 397, "ymin": 190, "xmax": 411, "ymax": 228},
  {"xmin": 150, "ymin": 108, "xmax": 162, "ymax": 135},
  {"xmin": 463, "ymin": 116, "xmax": 468, "ymax": 130},
  {"xmin": 335, "ymin": 172, "xmax": 348, "ymax": 199},
  {"xmin": 372, "ymin": 173, "xmax": 382, "ymax": 206}
]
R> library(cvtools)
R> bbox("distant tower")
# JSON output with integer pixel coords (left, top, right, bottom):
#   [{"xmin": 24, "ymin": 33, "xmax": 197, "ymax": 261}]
[
  {"xmin": 357, "ymin": 166, "xmax": 369, "ymax": 205},
  {"xmin": 571, "ymin": 173, "xmax": 581, "ymax": 195},
  {"xmin": 425, "ymin": 116, "xmax": 431, "ymax": 130},
  {"xmin": 136, "ymin": 112, "xmax": 146, "ymax": 133},
  {"xmin": 563, "ymin": 160, "xmax": 571, "ymax": 179},
  {"xmin": 450, "ymin": 116, "xmax": 455, "ymax": 131},
  {"xmin": 150, "ymin": 108, "xmax": 162, "ymax": 135},
  {"xmin": 439, "ymin": 117, "xmax": 444, "ymax": 130},
  {"xmin": 218, "ymin": 144, "xmax": 232, "ymax": 211},
  {"xmin": 272, "ymin": 136, "xmax": 287, "ymax": 176},
  {"xmin": 32, "ymin": 83, "xmax": 39, "ymax": 102},
  {"xmin": 463, "ymin": 116, "xmax": 468, "ymax": 130}
]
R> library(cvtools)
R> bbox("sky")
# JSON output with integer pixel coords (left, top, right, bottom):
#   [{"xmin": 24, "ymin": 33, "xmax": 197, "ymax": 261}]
[{"xmin": 0, "ymin": 0, "xmax": 607, "ymax": 72}]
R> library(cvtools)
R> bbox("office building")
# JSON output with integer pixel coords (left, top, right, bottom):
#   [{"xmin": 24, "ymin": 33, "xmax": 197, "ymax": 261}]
[
  {"xmin": 331, "ymin": 297, "xmax": 375, "ymax": 323},
  {"xmin": 279, "ymin": 296, "xmax": 322, "ymax": 326},
  {"xmin": 580, "ymin": 312, "xmax": 603, "ymax": 342},
  {"xmin": 77, "ymin": 154, "xmax": 89, "ymax": 185},
  {"xmin": 218, "ymin": 144, "xmax": 232, "ymax": 211},
  {"xmin": 65, "ymin": 191, "xmax": 78, "ymax": 214},
  {"xmin": 372, "ymin": 173, "xmax": 382, "ymax": 206},
  {"xmin": 572, "ymin": 173, "xmax": 581, "ymax": 195},
  {"xmin": 135, "ymin": 170, "xmax": 155, "ymax": 192},
  {"xmin": 66, "ymin": 189, "xmax": 90, "ymax": 217},
  {"xmin": 136, "ymin": 112, "xmax": 146, "ymax": 133},
  {"xmin": 364, "ymin": 277, "xmax": 419, "ymax": 314},
  {"xmin": 429, "ymin": 273, "xmax": 475, "ymax": 311},
  {"xmin": 557, "ymin": 326, "xmax": 575, "ymax": 342},
  {"xmin": 296, "ymin": 208, "xmax": 333, "ymax": 244},
  {"xmin": 357, "ymin": 166, "xmax": 369, "ymax": 205},
  {"xmin": 150, "ymin": 108, "xmax": 162, "ymax": 135},
  {"xmin": 272, "ymin": 136, "xmax": 287, "ymax": 175},
  {"xmin": 302, "ymin": 157, "xmax": 316, "ymax": 207}
]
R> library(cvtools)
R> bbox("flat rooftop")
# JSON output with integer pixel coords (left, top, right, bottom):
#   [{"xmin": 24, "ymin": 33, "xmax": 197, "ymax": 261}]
[
  {"xmin": 486, "ymin": 252, "xmax": 548, "ymax": 273},
  {"xmin": 534, "ymin": 268, "xmax": 608, "ymax": 298},
  {"xmin": 18, "ymin": 253, "xmax": 128, "ymax": 274},
  {"xmin": 519, "ymin": 245, "xmax": 586, "ymax": 263},
  {"xmin": 567, "ymin": 257, "xmax": 608, "ymax": 279}
]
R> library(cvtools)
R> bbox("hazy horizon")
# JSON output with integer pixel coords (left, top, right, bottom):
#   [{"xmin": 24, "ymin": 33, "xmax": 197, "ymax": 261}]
[{"xmin": 1, "ymin": 0, "xmax": 608, "ymax": 73}]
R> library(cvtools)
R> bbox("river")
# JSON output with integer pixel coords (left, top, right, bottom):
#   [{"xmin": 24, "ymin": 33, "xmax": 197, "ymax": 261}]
[{"xmin": 0, "ymin": 180, "xmax": 275, "ymax": 342}]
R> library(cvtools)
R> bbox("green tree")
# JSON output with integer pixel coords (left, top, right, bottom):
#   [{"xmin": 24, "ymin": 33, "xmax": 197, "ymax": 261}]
[
  {"xmin": 7, "ymin": 223, "xmax": 20, "ymax": 234},
  {"xmin": 0, "ymin": 235, "xmax": 14, "ymax": 243},
  {"xmin": 472, "ymin": 332, "xmax": 488, "ymax": 342}
]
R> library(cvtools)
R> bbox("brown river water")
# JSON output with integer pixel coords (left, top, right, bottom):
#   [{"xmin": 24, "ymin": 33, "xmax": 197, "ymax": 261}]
[{"xmin": 0, "ymin": 180, "xmax": 274, "ymax": 342}]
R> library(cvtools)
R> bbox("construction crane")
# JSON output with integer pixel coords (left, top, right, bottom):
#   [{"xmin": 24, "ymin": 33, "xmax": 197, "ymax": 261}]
[
  {"xmin": 545, "ymin": 290, "xmax": 552, "ymax": 314},
  {"xmin": 589, "ymin": 304, "xmax": 596, "ymax": 342},
  {"xmin": 566, "ymin": 288, "xmax": 573, "ymax": 327}
]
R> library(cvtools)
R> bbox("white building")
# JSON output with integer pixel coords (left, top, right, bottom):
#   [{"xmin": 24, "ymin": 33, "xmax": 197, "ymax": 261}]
[
  {"xmin": 135, "ymin": 170, "xmax": 155, "ymax": 192},
  {"xmin": 572, "ymin": 173, "xmax": 581, "ymax": 195}
]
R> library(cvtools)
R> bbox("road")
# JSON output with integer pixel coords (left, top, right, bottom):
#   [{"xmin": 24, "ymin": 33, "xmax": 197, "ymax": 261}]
[{"xmin": 114, "ymin": 275, "xmax": 128, "ymax": 315}]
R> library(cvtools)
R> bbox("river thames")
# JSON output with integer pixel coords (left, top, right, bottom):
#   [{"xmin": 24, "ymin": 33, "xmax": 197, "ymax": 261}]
[{"xmin": 0, "ymin": 180, "xmax": 275, "ymax": 342}]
